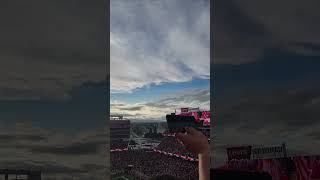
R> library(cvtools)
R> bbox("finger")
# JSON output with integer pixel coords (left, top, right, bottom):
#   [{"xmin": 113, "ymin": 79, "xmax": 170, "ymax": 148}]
[{"xmin": 185, "ymin": 127, "xmax": 198, "ymax": 135}]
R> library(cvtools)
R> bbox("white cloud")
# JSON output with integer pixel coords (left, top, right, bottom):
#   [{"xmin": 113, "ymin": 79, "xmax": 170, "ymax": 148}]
[
  {"xmin": 110, "ymin": 0, "xmax": 210, "ymax": 93},
  {"xmin": 110, "ymin": 89, "xmax": 210, "ymax": 121}
]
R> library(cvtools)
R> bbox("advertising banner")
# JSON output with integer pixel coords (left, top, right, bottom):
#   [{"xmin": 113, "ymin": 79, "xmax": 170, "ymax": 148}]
[
  {"xmin": 252, "ymin": 144, "xmax": 287, "ymax": 159},
  {"xmin": 227, "ymin": 146, "xmax": 252, "ymax": 162}
]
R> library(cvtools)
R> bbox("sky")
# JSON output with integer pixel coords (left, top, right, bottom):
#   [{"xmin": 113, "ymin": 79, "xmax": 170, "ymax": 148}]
[
  {"xmin": 0, "ymin": 0, "xmax": 108, "ymax": 179},
  {"xmin": 110, "ymin": 0, "xmax": 210, "ymax": 121},
  {"xmin": 212, "ymin": 0, "xmax": 320, "ymax": 167}
]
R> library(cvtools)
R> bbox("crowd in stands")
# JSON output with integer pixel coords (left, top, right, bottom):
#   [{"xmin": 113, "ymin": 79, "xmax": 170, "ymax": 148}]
[
  {"xmin": 110, "ymin": 139, "xmax": 128, "ymax": 149},
  {"xmin": 156, "ymin": 136, "xmax": 198, "ymax": 159},
  {"xmin": 111, "ymin": 150, "xmax": 198, "ymax": 180},
  {"xmin": 110, "ymin": 123, "xmax": 210, "ymax": 179}
]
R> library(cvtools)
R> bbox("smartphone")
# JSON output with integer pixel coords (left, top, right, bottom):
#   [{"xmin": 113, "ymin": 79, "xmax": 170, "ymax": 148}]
[{"xmin": 166, "ymin": 114, "xmax": 199, "ymax": 133}]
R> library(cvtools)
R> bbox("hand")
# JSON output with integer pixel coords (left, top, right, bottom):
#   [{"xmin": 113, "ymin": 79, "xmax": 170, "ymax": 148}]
[{"xmin": 175, "ymin": 127, "xmax": 209, "ymax": 155}]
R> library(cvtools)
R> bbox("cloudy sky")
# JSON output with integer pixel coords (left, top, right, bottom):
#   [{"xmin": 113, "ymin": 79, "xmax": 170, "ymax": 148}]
[
  {"xmin": 110, "ymin": 0, "xmax": 210, "ymax": 121},
  {"xmin": 0, "ymin": 0, "xmax": 108, "ymax": 179},
  {"xmin": 212, "ymin": 0, "xmax": 320, "ymax": 167}
]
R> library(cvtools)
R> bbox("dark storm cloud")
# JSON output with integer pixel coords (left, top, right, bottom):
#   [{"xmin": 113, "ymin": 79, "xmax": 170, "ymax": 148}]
[
  {"xmin": 216, "ymin": 87, "xmax": 320, "ymax": 127},
  {"xmin": 213, "ymin": 0, "xmax": 269, "ymax": 64},
  {"xmin": 0, "ymin": 125, "xmax": 107, "ymax": 155},
  {"xmin": 0, "ymin": 160, "xmax": 85, "ymax": 174},
  {"xmin": 213, "ymin": 0, "xmax": 320, "ymax": 64},
  {"xmin": 1, "ymin": 160, "xmax": 107, "ymax": 180},
  {"xmin": 0, "ymin": 124, "xmax": 107, "ymax": 179},
  {"xmin": 30, "ymin": 139, "xmax": 106, "ymax": 155},
  {"xmin": 290, "ymin": 42, "xmax": 320, "ymax": 53},
  {"xmin": 80, "ymin": 163, "xmax": 107, "ymax": 172},
  {"xmin": 0, "ymin": 0, "xmax": 108, "ymax": 101},
  {"xmin": 0, "ymin": 134, "xmax": 46, "ymax": 142}
]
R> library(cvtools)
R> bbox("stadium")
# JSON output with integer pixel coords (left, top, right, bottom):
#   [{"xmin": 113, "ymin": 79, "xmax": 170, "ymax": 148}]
[{"xmin": 110, "ymin": 108, "xmax": 210, "ymax": 180}]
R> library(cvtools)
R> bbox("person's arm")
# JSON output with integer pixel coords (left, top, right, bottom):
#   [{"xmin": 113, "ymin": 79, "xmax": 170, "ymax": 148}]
[
  {"xmin": 175, "ymin": 127, "xmax": 210, "ymax": 180},
  {"xmin": 198, "ymin": 149, "xmax": 210, "ymax": 180}
]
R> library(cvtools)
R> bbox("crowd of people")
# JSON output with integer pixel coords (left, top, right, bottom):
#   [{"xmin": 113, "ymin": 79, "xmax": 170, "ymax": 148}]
[
  {"xmin": 111, "ymin": 150, "xmax": 198, "ymax": 180},
  {"xmin": 156, "ymin": 136, "xmax": 198, "ymax": 159},
  {"xmin": 110, "ymin": 139, "xmax": 128, "ymax": 149},
  {"xmin": 110, "ymin": 126, "xmax": 211, "ymax": 180}
]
